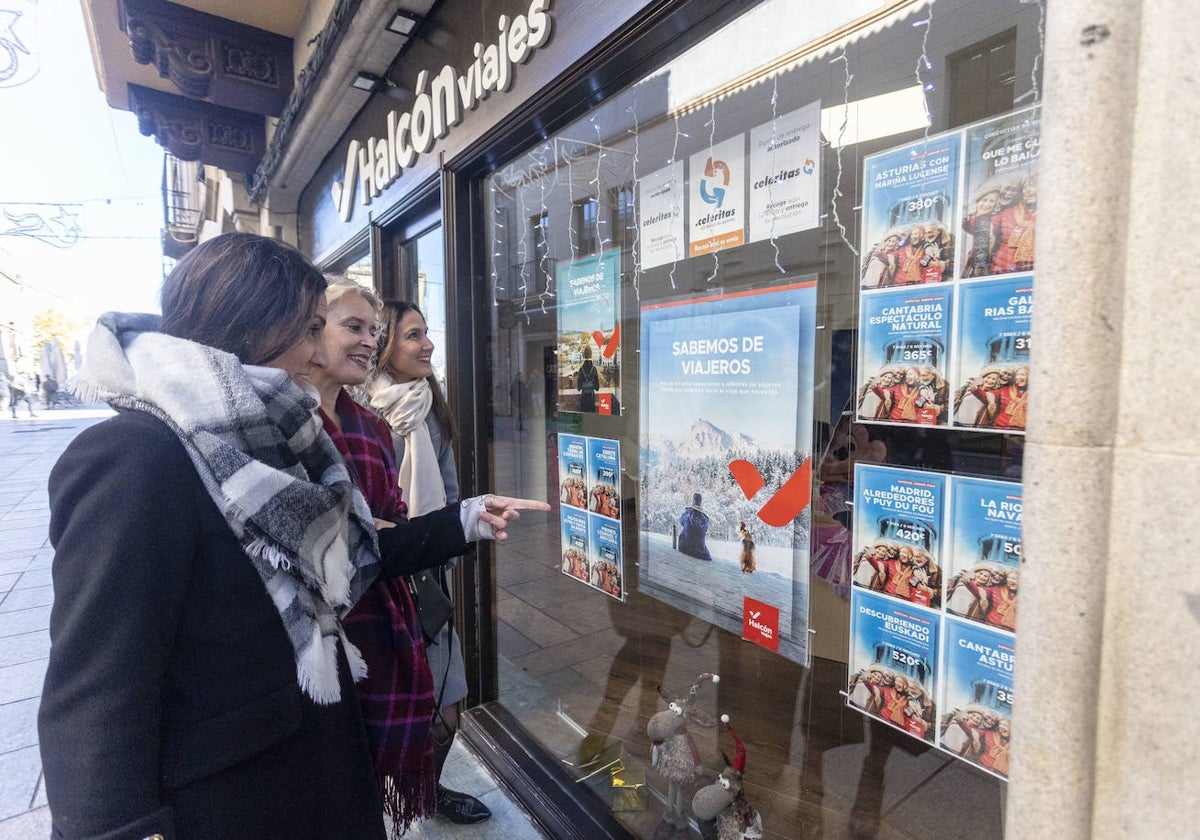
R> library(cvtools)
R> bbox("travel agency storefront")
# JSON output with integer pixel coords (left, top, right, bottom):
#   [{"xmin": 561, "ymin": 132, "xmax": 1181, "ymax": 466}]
[{"xmin": 286, "ymin": 0, "xmax": 1195, "ymax": 837}]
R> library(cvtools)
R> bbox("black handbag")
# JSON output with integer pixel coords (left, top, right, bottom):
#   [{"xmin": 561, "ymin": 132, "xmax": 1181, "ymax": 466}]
[{"xmin": 408, "ymin": 567, "xmax": 454, "ymax": 644}]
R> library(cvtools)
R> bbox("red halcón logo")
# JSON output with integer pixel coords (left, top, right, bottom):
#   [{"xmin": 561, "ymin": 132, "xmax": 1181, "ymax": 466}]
[
  {"xmin": 592, "ymin": 324, "xmax": 620, "ymax": 359},
  {"xmin": 743, "ymin": 597, "xmax": 779, "ymax": 652},
  {"xmin": 728, "ymin": 457, "xmax": 812, "ymax": 527}
]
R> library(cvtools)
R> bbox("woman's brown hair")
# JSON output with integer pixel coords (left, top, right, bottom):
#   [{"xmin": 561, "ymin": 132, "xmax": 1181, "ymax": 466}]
[
  {"xmin": 377, "ymin": 299, "xmax": 455, "ymax": 442},
  {"xmin": 160, "ymin": 232, "xmax": 327, "ymax": 365}
]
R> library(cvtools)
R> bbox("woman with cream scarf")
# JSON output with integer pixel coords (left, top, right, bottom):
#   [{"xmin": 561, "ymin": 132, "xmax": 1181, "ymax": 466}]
[{"xmin": 365, "ymin": 300, "xmax": 492, "ymax": 825}]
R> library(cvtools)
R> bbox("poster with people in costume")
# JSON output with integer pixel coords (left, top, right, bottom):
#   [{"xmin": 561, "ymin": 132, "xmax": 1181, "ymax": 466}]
[
  {"xmin": 860, "ymin": 134, "xmax": 961, "ymax": 289},
  {"xmin": 639, "ymin": 279, "xmax": 817, "ymax": 665},
  {"xmin": 556, "ymin": 251, "xmax": 622, "ymax": 415},
  {"xmin": 558, "ymin": 434, "xmax": 625, "ymax": 600},
  {"xmin": 856, "ymin": 286, "xmax": 953, "ymax": 426},
  {"xmin": 852, "ymin": 465, "xmax": 947, "ymax": 609},
  {"xmin": 951, "ymin": 275, "xmax": 1032, "ymax": 433},
  {"xmin": 939, "ymin": 618, "xmax": 1015, "ymax": 780},
  {"xmin": 959, "ymin": 106, "xmax": 1040, "ymax": 280},
  {"xmin": 945, "ymin": 477, "xmax": 1021, "ymax": 633},
  {"xmin": 847, "ymin": 589, "xmax": 940, "ymax": 742}
]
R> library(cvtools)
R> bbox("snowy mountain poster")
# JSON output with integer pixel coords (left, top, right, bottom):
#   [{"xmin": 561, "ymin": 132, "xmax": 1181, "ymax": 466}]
[{"xmin": 638, "ymin": 278, "xmax": 817, "ymax": 665}]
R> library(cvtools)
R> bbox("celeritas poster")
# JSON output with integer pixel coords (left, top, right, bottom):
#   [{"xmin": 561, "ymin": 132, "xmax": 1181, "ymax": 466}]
[
  {"xmin": 637, "ymin": 160, "xmax": 686, "ymax": 270},
  {"xmin": 857, "ymin": 285, "xmax": 953, "ymax": 426},
  {"xmin": 748, "ymin": 101, "xmax": 822, "ymax": 242},
  {"xmin": 688, "ymin": 135, "xmax": 746, "ymax": 257},
  {"xmin": 951, "ymin": 275, "xmax": 1031, "ymax": 432},
  {"xmin": 556, "ymin": 251, "xmax": 622, "ymax": 415},
  {"xmin": 639, "ymin": 279, "xmax": 816, "ymax": 664}
]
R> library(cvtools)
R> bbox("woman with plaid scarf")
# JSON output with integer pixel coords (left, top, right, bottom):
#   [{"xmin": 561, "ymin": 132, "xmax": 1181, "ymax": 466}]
[{"xmin": 39, "ymin": 234, "xmax": 546, "ymax": 840}]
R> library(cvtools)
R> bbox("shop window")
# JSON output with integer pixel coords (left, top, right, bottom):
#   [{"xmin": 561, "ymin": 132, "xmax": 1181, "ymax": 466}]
[{"xmin": 482, "ymin": 1, "xmax": 1042, "ymax": 837}]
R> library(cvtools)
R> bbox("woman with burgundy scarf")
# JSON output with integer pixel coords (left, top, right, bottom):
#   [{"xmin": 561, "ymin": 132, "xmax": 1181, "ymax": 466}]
[{"xmin": 304, "ymin": 276, "xmax": 549, "ymax": 834}]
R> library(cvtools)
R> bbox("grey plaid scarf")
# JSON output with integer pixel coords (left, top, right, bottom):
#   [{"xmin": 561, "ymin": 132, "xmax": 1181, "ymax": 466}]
[{"xmin": 73, "ymin": 312, "xmax": 381, "ymax": 704}]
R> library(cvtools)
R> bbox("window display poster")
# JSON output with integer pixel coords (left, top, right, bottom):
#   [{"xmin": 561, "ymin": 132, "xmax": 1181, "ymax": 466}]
[
  {"xmin": 945, "ymin": 476, "xmax": 1021, "ymax": 632},
  {"xmin": 748, "ymin": 100, "xmax": 822, "ymax": 242},
  {"xmin": 851, "ymin": 464, "xmax": 947, "ymax": 609},
  {"xmin": 939, "ymin": 618, "xmax": 1014, "ymax": 779},
  {"xmin": 950, "ymin": 275, "xmax": 1031, "ymax": 433},
  {"xmin": 959, "ymin": 105, "xmax": 1040, "ymax": 279},
  {"xmin": 688, "ymin": 134, "xmax": 747, "ymax": 257},
  {"xmin": 856, "ymin": 285, "xmax": 953, "ymax": 426},
  {"xmin": 860, "ymin": 132, "xmax": 961, "ymax": 289},
  {"xmin": 556, "ymin": 251, "xmax": 622, "ymax": 415},
  {"xmin": 847, "ymin": 589, "xmax": 939, "ymax": 743},
  {"xmin": 559, "ymin": 434, "xmax": 626, "ymax": 600},
  {"xmin": 560, "ymin": 506, "xmax": 590, "ymax": 585},
  {"xmin": 637, "ymin": 160, "xmax": 686, "ymax": 270},
  {"xmin": 638, "ymin": 278, "xmax": 817, "ymax": 664}
]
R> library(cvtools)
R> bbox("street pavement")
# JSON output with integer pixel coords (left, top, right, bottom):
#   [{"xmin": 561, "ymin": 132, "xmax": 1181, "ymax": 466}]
[{"xmin": 0, "ymin": 407, "xmax": 542, "ymax": 839}]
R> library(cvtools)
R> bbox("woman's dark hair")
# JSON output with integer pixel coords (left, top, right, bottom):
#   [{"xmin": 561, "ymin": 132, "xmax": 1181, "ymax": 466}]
[
  {"xmin": 160, "ymin": 232, "xmax": 327, "ymax": 365},
  {"xmin": 377, "ymin": 299, "xmax": 455, "ymax": 442}
]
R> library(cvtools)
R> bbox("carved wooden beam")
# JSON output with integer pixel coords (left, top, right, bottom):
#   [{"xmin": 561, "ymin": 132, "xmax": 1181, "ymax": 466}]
[
  {"xmin": 120, "ymin": 0, "xmax": 293, "ymax": 117},
  {"xmin": 128, "ymin": 84, "xmax": 266, "ymax": 174}
]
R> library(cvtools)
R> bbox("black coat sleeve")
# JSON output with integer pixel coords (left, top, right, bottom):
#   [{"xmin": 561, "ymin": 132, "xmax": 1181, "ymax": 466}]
[
  {"xmin": 39, "ymin": 413, "xmax": 198, "ymax": 839},
  {"xmin": 376, "ymin": 503, "xmax": 470, "ymax": 578}
]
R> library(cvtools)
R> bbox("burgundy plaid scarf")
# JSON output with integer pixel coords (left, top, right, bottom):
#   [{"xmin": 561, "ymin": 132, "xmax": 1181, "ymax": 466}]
[{"xmin": 322, "ymin": 390, "xmax": 436, "ymax": 833}]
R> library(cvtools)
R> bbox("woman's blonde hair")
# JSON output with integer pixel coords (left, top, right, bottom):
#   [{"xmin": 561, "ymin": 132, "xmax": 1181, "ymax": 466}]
[{"xmin": 323, "ymin": 274, "xmax": 382, "ymax": 314}]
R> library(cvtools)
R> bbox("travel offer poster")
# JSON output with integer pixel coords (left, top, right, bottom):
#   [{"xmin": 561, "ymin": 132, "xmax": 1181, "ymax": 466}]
[
  {"xmin": 945, "ymin": 477, "xmax": 1021, "ymax": 633},
  {"xmin": 637, "ymin": 160, "xmax": 686, "ymax": 270},
  {"xmin": 852, "ymin": 464, "xmax": 947, "ymax": 609},
  {"xmin": 587, "ymin": 437, "xmax": 621, "ymax": 521},
  {"xmin": 856, "ymin": 285, "xmax": 953, "ymax": 427},
  {"xmin": 938, "ymin": 618, "xmax": 1015, "ymax": 779},
  {"xmin": 587, "ymin": 515, "xmax": 623, "ymax": 600},
  {"xmin": 556, "ymin": 251, "xmax": 622, "ymax": 415},
  {"xmin": 560, "ymin": 507, "xmax": 590, "ymax": 584},
  {"xmin": 847, "ymin": 589, "xmax": 939, "ymax": 743},
  {"xmin": 639, "ymin": 279, "xmax": 817, "ymax": 664},
  {"xmin": 950, "ymin": 275, "xmax": 1031, "ymax": 433},
  {"xmin": 748, "ymin": 100, "xmax": 822, "ymax": 242},
  {"xmin": 558, "ymin": 433, "xmax": 588, "ymax": 510},
  {"xmin": 688, "ymin": 134, "xmax": 746, "ymax": 257},
  {"xmin": 859, "ymin": 132, "xmax": 962, "ymax": 289},
  {"xmin": 959, "ymin": 105, "xmax": 1041, "ymax": 279}
]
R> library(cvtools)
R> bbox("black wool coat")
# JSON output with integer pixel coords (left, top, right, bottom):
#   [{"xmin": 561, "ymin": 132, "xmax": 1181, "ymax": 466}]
[{"xmin": 39, "ymin": 410, "xmax": 387, "ymax": 840}]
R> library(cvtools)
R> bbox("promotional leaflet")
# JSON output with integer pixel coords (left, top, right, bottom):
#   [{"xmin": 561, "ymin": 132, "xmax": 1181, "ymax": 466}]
[
  {"xmin": 688, "ymin": 135, "xmax": 746, "ymax": 257},
  {"xmin": 557, "ymin": 434, "xmax": 625, "ymax": 600},
  {"xmin": 556, "ymin": 251, "xmax": 622, "ymax": 415},
  {"xmin": 951, "ymin": 275, "xmax": 1032, "ymax": 433},
  {"xmin": 748, "ymin": 101, "xmax": 822, "ymax": 242},
  {"xmin": 637, "ymin": 160, "xmax": 686, "ymax": 271}
]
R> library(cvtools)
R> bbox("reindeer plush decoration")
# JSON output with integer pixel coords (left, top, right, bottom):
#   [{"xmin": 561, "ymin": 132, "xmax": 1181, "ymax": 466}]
[
  {"xmin": 691, "ymin": 714, "xmax": 763, "ymax": 840},
  {"xmin": 646, "ymin": 672, "xmax": 719, "ymax": 835}
]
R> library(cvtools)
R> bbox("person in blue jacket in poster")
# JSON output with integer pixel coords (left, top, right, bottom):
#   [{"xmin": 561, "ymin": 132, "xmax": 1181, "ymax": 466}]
[{"xmin": 678, "ymin": 492, "xmax": 712, "ymax": 561}]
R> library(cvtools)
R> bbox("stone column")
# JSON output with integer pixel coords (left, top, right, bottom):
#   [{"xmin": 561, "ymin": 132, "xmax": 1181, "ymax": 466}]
[{"xmin": 1011, "ymin": 0, "xmax": 1200, "ymax": 836}]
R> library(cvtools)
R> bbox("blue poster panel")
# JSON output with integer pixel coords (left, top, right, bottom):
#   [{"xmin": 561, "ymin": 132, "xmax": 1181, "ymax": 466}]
[
  {"xmin": 945, "ymin": 477, "xmax": 1021, "ymax": 633},
  {"xmin": 847, "ymin": 590, "xmax": 939, "ymax": 742},
  {"xmin": 587, "ymin": 437, "xmax": 621, "ymax": 521},
  {"xmin": 856, "ymin": 285, "xmax": 954, "ymax": 426},
  {"xmin": 860, "ymin": 132, "xmax": 962, "ymax": 289},
  {"xmin": 558, "ymin": 433, "xmax": 587, "ymax": 510},
  {"xmin": 587, "ymin": 515, "xmax": 623, "ymax": 600},
  {"xmin": 939, "ymin": 618, "xmax": 1015, "ymax": 779},
  {"xmin": 556, "ymin": 251, "xmax": 622, "ymax": 415},
  {"xmin": 639, "ymin": 279, "xmax": 817, "ymax": 664},
  {"xmin": 852, "ymin": 464, "xmax": 947, "ymax": 609},
  {"xmin": 959, "ymin": 105, "xmax": 1041, "ymax": 280},
  {"xmin": 560, "ymin": 507, "xmax": 590, "ymax": 585},
  {"xmin": 951, "ymin": 275, "xmax": 1032, "ymax": 433}
]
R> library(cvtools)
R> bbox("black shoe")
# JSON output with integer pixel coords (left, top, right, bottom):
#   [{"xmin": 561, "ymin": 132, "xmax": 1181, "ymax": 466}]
[{"xmin": 437, "ymin": 785, "xmax": 492, "ymax": 824}]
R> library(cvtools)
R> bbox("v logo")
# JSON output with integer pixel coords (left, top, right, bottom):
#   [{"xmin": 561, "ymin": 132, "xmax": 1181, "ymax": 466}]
[
  {"xmin": 591, "ymin": 324, "xmax": 621, "ymax": 359},
  {"xmin": 728, "ymin": 457, "xmax": 812, "ymax": 527},
  {"xmin": 749, "ymin": 610, "xmax": 761, "ymax": 620}
]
